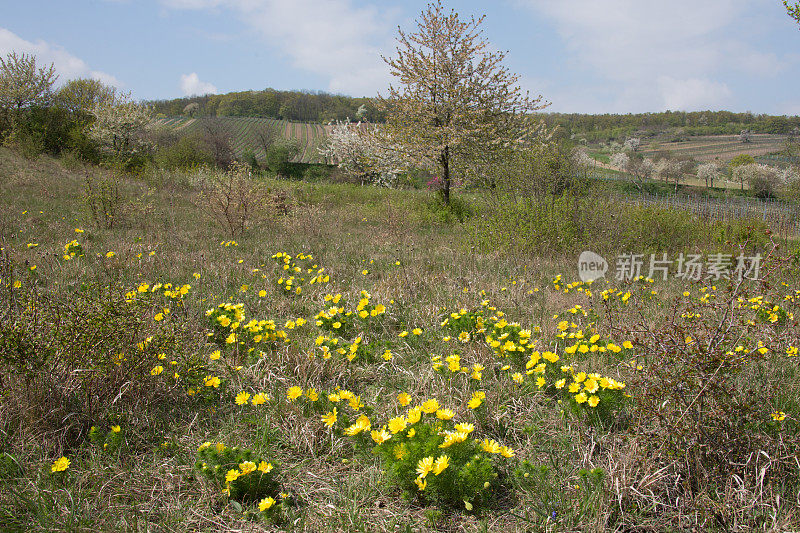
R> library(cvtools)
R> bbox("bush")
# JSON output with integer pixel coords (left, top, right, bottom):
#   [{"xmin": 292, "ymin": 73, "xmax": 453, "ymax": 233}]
[
  {"xmin": 198, "ymin": 163, "xmax": 275, "ymax": 237},
  {"xmin": 0, "ymin": 276, "xmax": 199, "ymax": 451},
  {"xmin": 195, "ymin": 442, "xmax": 280, "ymax": 502},
  {"xmin": 352, "ymin": 402, "xmax": 511, "ymax": 511},
  {"xmin": 154, "ymin": 134, "xmax": 214, "ymax": 170},
  {"xmin": 474, "ymin": 193, "xmax": 769, "ymax": 257},
  {"xmin": 84, "ymin": 169, "xmax": 122, "ymax": 229},
  {"xmin": 265, "ymin": 139, "xmax": 301, "ymax": 178},
  {"xmin": 593, "ymin": 253, "xmax": 800, "ymax": 524},
  {"xmin": 425, "ymin": 195, "xmax": 474, "ymax": 224}
]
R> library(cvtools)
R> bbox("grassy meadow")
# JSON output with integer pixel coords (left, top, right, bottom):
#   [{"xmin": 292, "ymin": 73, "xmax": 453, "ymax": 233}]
[{"xmin": 1, "ymin": 146, "xmax": 799, "ymax": 532}]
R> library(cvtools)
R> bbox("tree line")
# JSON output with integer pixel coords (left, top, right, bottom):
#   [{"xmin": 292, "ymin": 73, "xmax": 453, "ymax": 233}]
[
  {"xmin": 542, "ymin": 110, "xmax": 800, "ymax": 143},
  {"xmin": 151, "ymin": 88, "xmax": 800, "ymax": 144},
  {"xmin": 149, "ymin": 89, "xmax": 387, "ymax": 124}
]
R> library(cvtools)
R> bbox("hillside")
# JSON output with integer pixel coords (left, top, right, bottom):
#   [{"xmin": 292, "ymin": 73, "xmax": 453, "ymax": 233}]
[
  {"xmin": 2, "ymin": 145, "xmax": 800, "ymax": 531},
  {"xmin": 154, "ymin": 116, "xmax": 330, "ymax": 164},
  {"xmin": 639, "ymin": 133, "xmax": 791, "ymax": 162}
]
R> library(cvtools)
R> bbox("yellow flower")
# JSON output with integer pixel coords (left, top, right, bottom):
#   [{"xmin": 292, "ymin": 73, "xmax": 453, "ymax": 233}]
[
  {"xmin": 575, "ymin": 392, "xmax": 588, "ymax": 404},
  {"xmin": 416, "ymin": 456, "xmax": 434, "ymax": 478},
  {"xmin": 433, "ymin": 455, "xmax": 450, "ymax": 475},
  {"xmin": 499, "ymin": 446, "xmax": 515, "ymax": 458},
  {"xmin": 258, "ymin": 461, "xmax": 273, "ymax": 473},
  {"xmin": 771, "ymin": 411, "xmax": 786, "ymax": 421},
  {"xmin": 259, "ymin": 496, "xmax": 276, "ymax": 511},
  {"xmin": 480, "ymin": 439, "xmax": 501, "ymax": 454},
  {"xmin": 51, "ymin": 457, "xmax": 70, "ymax": 472},
  {"xmin": 251, "ymin": 393, "xmax": 267, "ymax": 405},
  {"xmin": 348, "ymin": 395, "xmax": 363, "ymax": 411},
  {"xmin": 436, "ymin": 408, "xmax": 455, "ymax": 420},
  {"xmin": 588, "ymin": 395, "xmax": 600, "ymax": 407},
  {"xmin": 306, "ymin": 388, "xmax": 319, "ymax": 402},
  {"xmin": 321, "ymin": 408, "xmax": 338, "ymax": 427},
  {"xmin": 412, "ymin": 328, "xmax": 422, "ymax": 335},
  {"xmin": 204, "ymin": 376, "xmax": 221, "ymax": 388},
  {"xmin": 344, "ymin": 414, "xmax": 371, "ymax": 436},
  {"xmin": 225, "ymin": 469, "xmax": 241, "ymax": 483},
  {"xmin": 393, "ymin": 443, "xmax": 407, "ymax": 459},
  {"xmin": 467, "ymin": 397, "xmax": 482, "ymax": 409},
  {"xmin": 371, "ymin": 429, "xmax": 392, "ymax": 444},
  {"xmin": 287, "ymin": 386, "xmax": 303, "ymax": 401},
  {"xmin": 105, "ymin": 251, "xmax": 115, "ymax": 258},
  {"xmin": 150, "ymin": 365, "xmax": 164, "ymax": 376},
  {"xmin": 111, "ymin": 425, "xmax": 121, "ymax": 433},
  {"xmin": 407, "ymin": 406, "xmax": 422, "ymax": 424},
  {"xmin": 454, "ymin": 422, "xmax": 474, "ymax": 434},
  {"xmin": 421, "ymin": 399, "xmax": 439, "ymax": 414},
  {"xmin": 239, "ymin": 461, "xmax": 256, "ymax": 475},
  {"xmin": 388, "ymin": 416, "xmax": 407, "ymax": 434},
  {"xmin": 235, "ymin": 391, "xmax": 251, "ymax": 405},
  {"xmin": 414, "ymin": 477, "xmax": 427, "ymax": 491},
  {"xmin": 440, "ymin": 431, "xmax": 468, "ymax": 448},
  {"xmin": 398, "ymin": 330, "xmax": 408, "ymax": 337}
]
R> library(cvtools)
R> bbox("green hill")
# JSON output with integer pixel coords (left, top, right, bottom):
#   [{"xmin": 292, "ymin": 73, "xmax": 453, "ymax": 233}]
[{"xmin": 153, "ymin": 116, "xmax": 330, "ymax": 164}]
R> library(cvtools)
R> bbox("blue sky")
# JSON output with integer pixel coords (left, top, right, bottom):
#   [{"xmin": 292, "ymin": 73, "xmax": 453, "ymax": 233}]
[{"xmin": 1, "ymin": 0, "xmax": 799, "ymax": 114}]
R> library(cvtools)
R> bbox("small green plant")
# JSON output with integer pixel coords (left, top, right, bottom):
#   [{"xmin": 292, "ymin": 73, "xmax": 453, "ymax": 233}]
[
  {"xmin": 195, "ymin": 441, "xmax": 279, "ymax": 502},
  {"xmin": 348, "ymin": 399, "xmax": 513, "ymax": 511},
  {"xmin": 88, "ymin": 425, "xmax": 123, "ymax": 453}
]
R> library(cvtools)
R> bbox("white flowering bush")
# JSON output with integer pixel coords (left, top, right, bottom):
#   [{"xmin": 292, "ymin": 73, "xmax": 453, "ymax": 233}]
[{"xmin": 319, "ymin": 120, "xmax": 402, "ymax": 187}]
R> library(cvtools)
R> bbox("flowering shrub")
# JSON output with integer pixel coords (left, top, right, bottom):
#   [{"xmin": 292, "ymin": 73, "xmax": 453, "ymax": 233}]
[
  {"xmin": 195, "ymin": 441, "xmax": 280, "ymax": 504},
  {"xmin": 345, "ymin": 396, "xmax": 513, "ymax": 510},
  {"xmin": 313, "ymin": 291, "xmax": 391, "ymax": 363},
  {"xmin": 88, "ymin": 424, "xmax": 123, "ymax": 453},
  {"xmin": 62, "ymin": 239, "xmax": 84, "ymax": 260},
  {"xmin": 271, "ymin": 251, "xmax": 329, "ymax": 296}
]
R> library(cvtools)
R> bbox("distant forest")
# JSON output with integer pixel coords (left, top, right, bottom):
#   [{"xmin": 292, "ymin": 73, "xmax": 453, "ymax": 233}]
[
  {"xmin": 150, "ymin": 89, "xmax": 386, "ymax": 124},
  {"xmin": 543, "ymin": 111, "xmax": 800, "ymax": 143},
  {"xmin": 150, "ymin": 89, "xmax": 800, "ymax": 142}
]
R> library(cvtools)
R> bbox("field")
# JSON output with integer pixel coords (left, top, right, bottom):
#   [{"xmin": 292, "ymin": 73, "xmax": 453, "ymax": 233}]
[
  {"xmin": 1, "ymin": 147, "xmax": 799, "ymax": 532},
  {"xmin": 153, "ymin": 116, "xmax": 330, "ymax": 164},
  {"xmin": 639, "ymin": 134, "xmax": 790, "ymax": 162}
]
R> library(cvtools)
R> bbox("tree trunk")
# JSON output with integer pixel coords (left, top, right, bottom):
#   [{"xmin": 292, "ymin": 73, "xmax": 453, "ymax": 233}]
[{"xmin": 441, "ymin": 145, "xmax": 450, "ymax": 205}]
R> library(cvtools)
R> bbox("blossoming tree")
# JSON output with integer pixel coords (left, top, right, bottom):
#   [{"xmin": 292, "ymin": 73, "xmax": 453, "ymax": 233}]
[{"xmin": 377, "ymin": 0, "xmax": 550, "ymax": 204}]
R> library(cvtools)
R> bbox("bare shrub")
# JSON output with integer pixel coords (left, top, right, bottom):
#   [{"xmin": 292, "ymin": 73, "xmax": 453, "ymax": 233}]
[
  {"xmin": 84, "ymin": 168, "xmax": 121, "ymax": 229},
  {"xmin": 198, "ymin": 162, "xmax": 279, "ymax": 237}
]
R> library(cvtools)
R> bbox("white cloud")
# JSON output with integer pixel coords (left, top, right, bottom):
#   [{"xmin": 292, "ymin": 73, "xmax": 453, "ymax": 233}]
[
  {"xmin": 522, "ymin": 0, "xmax": 788, "ymax": 111},
  {"xmin": 0, "ymin": 27, "xmax": 121, "ymax": 88},
  {"xmin": 160, "ymin": 0, "xmax": 394, "ymax": 97},
  {"xmin": 657, "ymin": 77, "xmax": 733, "ymax": 111},
  {"xmin": 180, "ymin": 72, "xmax": 218, "ymax": 96}
]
